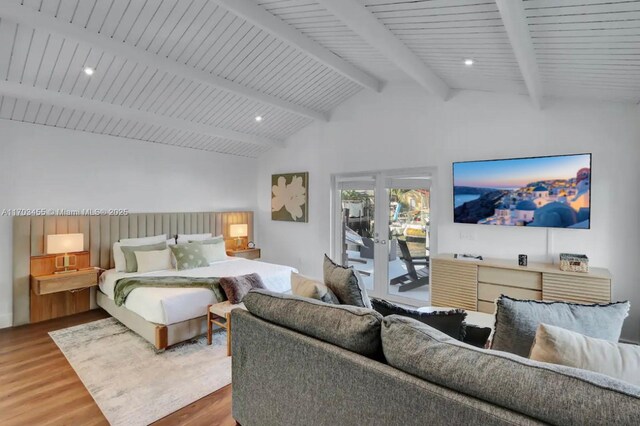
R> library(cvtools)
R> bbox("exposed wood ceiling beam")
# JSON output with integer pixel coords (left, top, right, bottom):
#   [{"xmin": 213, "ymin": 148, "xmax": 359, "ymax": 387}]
[
  {"xmin": 0, "ymin": 2, "xmax": 327, "ymax": 122},
  {"xmin": 0, "ymin": 81, "xmax": 283, "ymax": 148},
  {"xmin": 316, "ymin": 0, "xmax": 450, "ymax": 100},
  {"xmin": 495, "ymin": 0, "xmax": 544, "ymax": 109},
  {"xmin": 212, "ymin": 0, "xmax": 382, "ymax": 93}
]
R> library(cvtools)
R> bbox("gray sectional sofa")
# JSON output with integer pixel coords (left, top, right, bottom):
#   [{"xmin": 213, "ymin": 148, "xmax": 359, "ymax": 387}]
[{"xmin": 231, "ymin": 290, "xmax": 640, "ymax": 426}]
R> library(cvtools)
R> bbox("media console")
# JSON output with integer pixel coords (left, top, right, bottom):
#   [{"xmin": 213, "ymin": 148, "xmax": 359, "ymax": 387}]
[{"xmin": 431, "ymin": 254, "xmax": 611, "ymax": 313}]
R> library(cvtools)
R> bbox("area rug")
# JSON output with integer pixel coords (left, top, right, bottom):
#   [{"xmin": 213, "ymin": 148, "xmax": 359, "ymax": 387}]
[{"xmin": 49, "ymin": 318, "xmax": 231, "ymax": 426}]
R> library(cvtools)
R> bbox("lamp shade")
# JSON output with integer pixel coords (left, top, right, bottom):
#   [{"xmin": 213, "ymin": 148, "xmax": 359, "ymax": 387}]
[
  {"xmin": 46, "ymin": 233, "xmax": 84, "ymax": 254},
  {"xmin": 229, "ymin": 224, "xmax": 248, "ymax": 238}
]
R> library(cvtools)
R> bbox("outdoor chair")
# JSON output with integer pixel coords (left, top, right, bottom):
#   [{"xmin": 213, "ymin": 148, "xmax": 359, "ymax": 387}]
[{"xmin": 390, "ymin": 239, "xmax": 429, "ymax": 292}]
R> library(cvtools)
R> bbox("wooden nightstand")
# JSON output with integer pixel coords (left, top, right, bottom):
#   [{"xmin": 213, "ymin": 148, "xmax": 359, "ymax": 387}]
[
  {"xmin": 227, "ymin": 248, "xmax": 261, "ymax": 260},
  {"xmin": 30, "ymin": 268, "xmax": 100, "ymax": 323}
]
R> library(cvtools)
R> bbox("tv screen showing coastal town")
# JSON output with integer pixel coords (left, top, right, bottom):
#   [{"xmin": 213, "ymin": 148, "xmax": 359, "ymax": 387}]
[{"xmin": 453, "ymin": 154, "xmax": 591, "ymax": 229}]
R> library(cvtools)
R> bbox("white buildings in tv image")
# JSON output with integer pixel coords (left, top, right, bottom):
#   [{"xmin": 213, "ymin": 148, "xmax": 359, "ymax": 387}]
[{"xmin": 479, "ymin": 168, "xmax": 590, "ymax": 228}]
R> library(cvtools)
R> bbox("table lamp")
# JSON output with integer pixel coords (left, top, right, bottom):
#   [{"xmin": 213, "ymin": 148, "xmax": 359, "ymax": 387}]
[
  {"xmin": 229, "ymin": 224, "xmax": 248, "ymax": 250},
  {"xmin": 46, "ymin": 233, "xmax": 84, "ymax": 273}
]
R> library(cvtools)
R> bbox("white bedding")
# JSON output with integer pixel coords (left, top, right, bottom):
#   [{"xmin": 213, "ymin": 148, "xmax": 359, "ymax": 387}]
[{"xmin": 99, "ymin": 257, "xmax": 296, "ymax": 325}]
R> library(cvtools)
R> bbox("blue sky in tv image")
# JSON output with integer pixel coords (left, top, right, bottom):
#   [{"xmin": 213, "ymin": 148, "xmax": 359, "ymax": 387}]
[{"xmin": 453, "ymin": 154, "xmax": 591, "ymax": 229}]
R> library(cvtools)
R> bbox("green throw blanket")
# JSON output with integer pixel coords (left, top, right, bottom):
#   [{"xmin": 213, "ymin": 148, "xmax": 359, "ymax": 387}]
[{"xmin": 114, "ymin": 276, "xmax": 227, "ymax": 307}]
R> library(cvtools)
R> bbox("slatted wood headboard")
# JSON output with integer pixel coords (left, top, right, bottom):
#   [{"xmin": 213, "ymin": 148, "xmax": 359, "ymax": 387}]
[{"xmin": 12, "ymin": 211, "xmax": 254, "ymax": 325}]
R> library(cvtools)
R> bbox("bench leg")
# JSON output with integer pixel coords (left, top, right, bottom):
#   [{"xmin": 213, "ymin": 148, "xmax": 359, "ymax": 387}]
[{"xmin": 207, "ymin": 304, "xmax": 212, "ymax": 345}]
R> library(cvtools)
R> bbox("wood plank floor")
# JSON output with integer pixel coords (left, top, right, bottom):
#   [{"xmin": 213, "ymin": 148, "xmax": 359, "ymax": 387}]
[{"xmin": 0, "ymin": 310, "xmax": 235, "ymax": 426}]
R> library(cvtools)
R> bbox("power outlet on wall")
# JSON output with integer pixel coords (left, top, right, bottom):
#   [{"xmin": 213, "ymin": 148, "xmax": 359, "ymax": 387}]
[{"xmin": 459, "ymin": 230, "xmax": 476, "ymax": 241}]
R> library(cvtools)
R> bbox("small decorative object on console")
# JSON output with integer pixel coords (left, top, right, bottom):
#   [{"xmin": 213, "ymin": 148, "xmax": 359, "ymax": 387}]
[
  {"xmin": 454, "ymin": 253, "xmax": 483, "ymax": 261},
  {"xmin": 518, "ymin": 254, "xmax": 528, "ymax": 267},
  {"xmin": 559, "ymin": 253, "xmax": 589, "ymax": 272}
]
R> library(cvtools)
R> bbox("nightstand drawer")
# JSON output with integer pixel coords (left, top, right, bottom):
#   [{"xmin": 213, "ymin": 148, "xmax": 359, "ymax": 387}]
[
  {"xmin": 227, "ymin": 248, "xmax": 261, "ymax": 260},
  {"xmin": 32, "ymin": 270, "xmax": 99, "ymax": 295}
]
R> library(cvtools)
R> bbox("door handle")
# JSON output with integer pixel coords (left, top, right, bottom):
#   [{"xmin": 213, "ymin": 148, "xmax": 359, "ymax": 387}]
[{"xmin": 374, "ymin": 239, "xmax": 380, "ymax": 243}]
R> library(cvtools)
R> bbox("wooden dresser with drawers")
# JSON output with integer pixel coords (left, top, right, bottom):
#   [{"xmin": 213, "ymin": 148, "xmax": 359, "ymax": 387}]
[{"xmin": 431, "ymin": 254, "xmax": 611, "ymax": 313}]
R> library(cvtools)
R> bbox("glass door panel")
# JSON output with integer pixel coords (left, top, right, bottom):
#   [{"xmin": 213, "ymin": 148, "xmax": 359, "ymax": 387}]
[
  {"xmin": 386, "ymin": 186, "xmax": 430, "ymax": 303},
  {"xmin": 340, "ymin": 187, "xmax": 375, "ymax": 290}
]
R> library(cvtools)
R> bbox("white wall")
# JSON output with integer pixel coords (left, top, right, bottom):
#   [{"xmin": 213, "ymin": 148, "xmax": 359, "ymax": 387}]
[
  {"xmin": 0, "ymin": 120, "xmax": 258, "ymax": 328},
  {"xmin": 256, "ymin": 84, "xmax": 640, "ymax": 343}
]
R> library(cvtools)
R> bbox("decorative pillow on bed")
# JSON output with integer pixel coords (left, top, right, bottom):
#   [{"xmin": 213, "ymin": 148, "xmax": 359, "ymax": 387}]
[
  {"xmin": 169, "ymin": 243, "xmax": 209, "ymax": 271},
  {"xmin": 113, "ymin": 234, "xmax": 167, "ymax": 272},
  {"xmin": 190, "ymin": 236, "xmax": 227, "ymax": 263},
  {"xmin": 135, "ymin": 248, "xmax": 174, "ymax": 273},
  {"xmin": 323, "ymin": 255, "xmax": 371, "ymax": 308},
  {"xmin": 291, "ymin": 271, "xmax": 339, "ymax": 304},
  {"xmin": 120, "ymin": 242, "xmax": 168, "ymax": 273},
  {"xmin": 220, "ymin": 273, "xmax": 266, "ymax": 304},
  {"xmin": 177, "ymin": 233, "xmax": 212, "ymax": 244}
]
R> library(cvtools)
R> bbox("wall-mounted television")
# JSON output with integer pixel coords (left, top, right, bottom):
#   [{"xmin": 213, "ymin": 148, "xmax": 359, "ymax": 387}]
[{"xmin": 453, "ymin": 153, "xmax": 591, "ymax": 229}]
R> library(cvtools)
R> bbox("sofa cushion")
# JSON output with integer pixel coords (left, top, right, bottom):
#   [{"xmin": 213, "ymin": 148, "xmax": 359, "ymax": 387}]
[
  {"xmin": 244, "ymin": 289, "xmax": 382, "ymax": 357},
  {"xmin": 291, "ymin": 272, "xmax": 339, "ymax": 304},
  {"xmin": 371, "ymin": 298, "xmax": 466, "ymax": 340},
  {"xmin": 491, "ymin": 295, "xmax": 629, "ymax": 357},
  {"xmin": 323, "ymin": 255, "xmax": 371, "ymax": 308},
  {"xmin": 530, "ymin": 323, "xmax": 640, "ymax": 387},
  {"xmin": 382, "ymin": 315, "xmax": 640, "ymax": 426}
]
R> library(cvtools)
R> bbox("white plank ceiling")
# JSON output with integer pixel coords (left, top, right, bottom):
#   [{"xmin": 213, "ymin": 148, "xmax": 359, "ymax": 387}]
[{"xmin": 0, "ymin": 0, "xmax": 638, "ymax": 158}]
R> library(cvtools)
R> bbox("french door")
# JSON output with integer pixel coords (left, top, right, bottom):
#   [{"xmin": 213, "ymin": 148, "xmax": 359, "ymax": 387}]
[{"xmin": 332, "ymin": 168, "xmax": 436, "ymax": 307}]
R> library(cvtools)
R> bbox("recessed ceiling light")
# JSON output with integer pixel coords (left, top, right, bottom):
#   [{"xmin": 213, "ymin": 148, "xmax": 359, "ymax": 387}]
[
  {"xmin": 255, "ymin": 115, "xmax": 263, "ymax": 123},
  {"xmin": 464, "ymin": 59, "xmax": 475, "ymax": 66},
  {"xmin": 83, "ymin": 66, "xmax": 95, "ymax": 76}
]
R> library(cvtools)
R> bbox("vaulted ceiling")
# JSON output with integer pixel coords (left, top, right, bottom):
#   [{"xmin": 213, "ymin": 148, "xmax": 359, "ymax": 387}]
[{"xmin": 0, "ymin": 0, "xmax": 638, "ymax": 158}]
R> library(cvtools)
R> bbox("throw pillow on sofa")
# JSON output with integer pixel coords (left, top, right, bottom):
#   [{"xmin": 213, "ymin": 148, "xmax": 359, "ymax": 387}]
[
  {"xmin": 530, "ymin": 323, "xmax": 640, "ymax": 387},
  {"xmin": 381, "ymin": 315, "xmax": 640, "ymax": 426},
  {"xmin": 291, "ymin": 271, "xmax": 339, "ymax": 304},
  {"xmin": 370, "ymin": 298, "xmax": 467, "ymax": 340},
  {"xmin": 461, "ymin": 323, "xmax": 492, "ymax": 348},
  {"xmin": 323, "ymin": 255, "xmax": 371, "ymax": 308},
  {"xmin": 491, "ymin": 295, "xmax": 629, "ymax": 357}
]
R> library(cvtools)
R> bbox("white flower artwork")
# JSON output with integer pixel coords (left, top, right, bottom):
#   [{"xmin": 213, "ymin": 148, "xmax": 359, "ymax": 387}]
[{"xmin": 271, "ymin": 172, "xmax": 309, "ymax": 222}]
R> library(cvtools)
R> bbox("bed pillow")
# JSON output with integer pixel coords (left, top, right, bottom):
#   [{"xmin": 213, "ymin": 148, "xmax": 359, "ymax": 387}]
[
  {"xmin": 190, "ymin": 235, "xmax": 224, "ymax": 244},
  {"xmin": 113, "ymin": 234, "xmax": 167, "ymax": 272},
  {"xmin": 530, "ymin": 323, "xmax": 640, "ymax": 387},
  {"xmin": 120, "ymin": 242, "xmax": 168, "ymax": 273},
  {"xmin": 323, "ymin": 254, "xmax": 371, "ymax": 308},
  {"xmin": 491, "ymin": 295, "xmax": 630, "ymax": 357},
  {"xmin": 169, "ymin": 243, "xmax": 209, "ymax": 271},
  {"xmin": 220, "ymin": 273, "xmax": 266, "ymax": 304},
  {"xmin": 370, "ymin": 297, "xmax": 466, "ymax": 340},
  {"xmin": 291, "ymin": 271, "xmax": 339, "ymax": 304},
  {"xmin": 135, "ymin": 248, "xmax": 173, "ymax": 273},
  {"xmin": 177, "ymin": 233, "xmax": 212, "ymax": 244},
  {"xmin": 189, "ymin": 235, "xmax": 227, "ymax": 262}
]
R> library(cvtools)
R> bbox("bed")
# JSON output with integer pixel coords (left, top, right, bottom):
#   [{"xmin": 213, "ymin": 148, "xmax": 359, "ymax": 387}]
[{"xmin": 97, "ymin": 257, "xmax": 296, "ymax": 350}]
